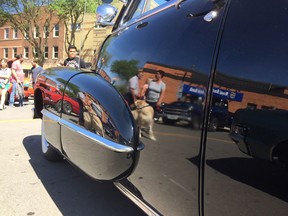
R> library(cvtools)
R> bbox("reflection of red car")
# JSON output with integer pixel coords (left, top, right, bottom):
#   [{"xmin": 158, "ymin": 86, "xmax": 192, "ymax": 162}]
[
  {"xmin": 5, "ymin": 77, "xmax": 34, "ymax": 104},
  {"xmin": 36, "ymin": 81, "xmax": 80, "ymax": 115},
  {"xmin": 45, "ymin": 89, "xmax": 80, "ymax": 115}
]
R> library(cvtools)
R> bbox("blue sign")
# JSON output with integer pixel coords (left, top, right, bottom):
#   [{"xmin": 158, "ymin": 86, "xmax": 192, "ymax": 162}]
[{"xmin": 182, "ymin": 84, "xmax": 243, "ymax": 102}]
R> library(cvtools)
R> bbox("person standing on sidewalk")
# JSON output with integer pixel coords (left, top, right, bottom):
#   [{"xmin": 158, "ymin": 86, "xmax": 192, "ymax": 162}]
[
  {"xmin": 31, "ymin": 59, "xmax": 43, "ymax": 88},
  {"xmin": 9, "ymin": 54, "xmax": 24, "ymax": 107},
  {"xmin": 0, "ymin": 58, "xmax": 12, "ymax": 110},
  {"xmin": 64, "ymin": 45, "xmax": 86, "ymax": 69}
]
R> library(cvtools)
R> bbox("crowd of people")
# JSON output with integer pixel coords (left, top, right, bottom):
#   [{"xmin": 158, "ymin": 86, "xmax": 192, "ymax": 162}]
[
  {"xmin": 0, "ymin": 45, "xmax": 87, "ymax": 111},
  {"xmin": 0, "ymin": 54, "xmax": 47, "ymax": 110},
  {"xmin": 0, "ymin": 44, "xmax": 166, "ymax": 118},
  {"xmin": 0, "ymin": 55, "xmax": 26, "ymax": 110}
]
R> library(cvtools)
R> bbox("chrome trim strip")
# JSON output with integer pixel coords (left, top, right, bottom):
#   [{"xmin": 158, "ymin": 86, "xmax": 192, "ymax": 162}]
[
  {"xmin": 114, "ymin": 182, "xmax": 161, "ymax": 216},
  {"xmin": 42, "ymin": 109, "xmax": 60, "ymax": 122},
  {"xmin": 41, "ymin": 109, "xmax": 134, "ymax": 153}
]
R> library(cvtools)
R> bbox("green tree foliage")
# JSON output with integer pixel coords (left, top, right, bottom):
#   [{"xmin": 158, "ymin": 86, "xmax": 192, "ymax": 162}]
[
  {"xmin": 50, "ymin": 0, "xmax": 101, "ymax": 54},
  {"xmin": 111, "ymin": 59, "xmax": 139, "ymax": 80},
  {"xmin": 0, "ymin": 10, "xmax": 8, "ymax": 27},
  {"xmin": 0, "ymin": 0, "xmax": 102, "ymax": 65},
  {"xmin": 0, "ymin": 0, "xmax": 57, "ymax": 66}
]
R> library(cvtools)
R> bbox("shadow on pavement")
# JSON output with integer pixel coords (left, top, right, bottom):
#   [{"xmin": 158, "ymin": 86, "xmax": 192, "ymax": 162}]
[{"xmin": 23, "ymin": 135, "xmax": 146, "ymax": 216}]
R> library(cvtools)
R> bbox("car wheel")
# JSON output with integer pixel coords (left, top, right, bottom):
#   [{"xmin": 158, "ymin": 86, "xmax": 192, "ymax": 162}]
[
  {"xmin": 55, "ymin": 101, "xmax": 62, "ymax": 113},
  {"xmin": 41, "ymin": 120, "xmax": 63, "ymax": 161},
  {"xmin": 208, "ymin": 117, "xmax": 218, "ymax": 132},
  {"xmin": 62, "ymin": 101, "xmax": 72, "ymax": 114},
  {"xmin": 191, "ymin": 115, "xmax": 201, "ymax": 129},
  {"xmin": 162, "ymin": 117, "xmax": 176, "ymax": 125}
]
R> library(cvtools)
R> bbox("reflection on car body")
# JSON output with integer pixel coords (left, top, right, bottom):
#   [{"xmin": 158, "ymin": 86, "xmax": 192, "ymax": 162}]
[
  {"xmin": 34, "ymin": 0, "xmax": 288, "ymax": 215},
  {"xmin": 159, "ymin": 96, "xmax": 230, "ymax": 131},
  {"xmin": 230, "ymin": 109, "xmax": 288, "ymax": 167}
]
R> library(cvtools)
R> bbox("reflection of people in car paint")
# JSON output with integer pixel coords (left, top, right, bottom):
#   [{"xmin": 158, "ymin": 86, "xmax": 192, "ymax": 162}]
[
  {"xmin": 124, "ymin": 71, "xmax": 144, "ymax": 107},
  {"xmin": 145, "ymin": 70, "xmax": 166, "ymax": 120},
  {"xmin": 77, "ymin": 92, "xmax": 104, "ymax": 136}
]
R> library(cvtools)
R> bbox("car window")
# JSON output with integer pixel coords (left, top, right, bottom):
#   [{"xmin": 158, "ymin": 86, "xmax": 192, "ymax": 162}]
[
  {"xmin": 143, "ymin": 0, "xmax": 170, "ymax": 14},
  {"xmin": 123, "ymin": 0, "xmax": 173, "ymax": 24}
]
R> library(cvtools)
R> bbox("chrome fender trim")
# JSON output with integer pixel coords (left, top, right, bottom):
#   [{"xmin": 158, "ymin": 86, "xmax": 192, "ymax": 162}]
[
  {"xmin": 41, "ymin": 109, "xmax": 134, "ymax": 153},
  {"xmin": 114, "ymin": 182, "xmax": 161, "ymax": 216}
]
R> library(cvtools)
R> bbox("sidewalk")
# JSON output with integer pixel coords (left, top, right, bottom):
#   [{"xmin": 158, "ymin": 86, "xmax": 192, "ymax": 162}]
[{"xmin": 0, "ymin": 99, "xmax": 34, "ymax": 121}]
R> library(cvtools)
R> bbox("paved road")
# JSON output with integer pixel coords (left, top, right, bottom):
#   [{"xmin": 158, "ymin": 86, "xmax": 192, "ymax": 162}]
[{"xmin": 0, "ymin": 102, "xmax": 146, "ymax": 216}]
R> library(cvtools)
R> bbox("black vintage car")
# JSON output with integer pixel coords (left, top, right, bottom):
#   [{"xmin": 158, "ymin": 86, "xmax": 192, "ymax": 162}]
[{"xmin": 34, "ymin": 0, "xmax": 288, "ymax": 215}]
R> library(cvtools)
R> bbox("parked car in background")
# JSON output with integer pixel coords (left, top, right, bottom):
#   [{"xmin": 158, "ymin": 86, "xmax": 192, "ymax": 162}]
[{"xmin": 33, "ymin": 0, "xmax": 288, "ymax": 215}]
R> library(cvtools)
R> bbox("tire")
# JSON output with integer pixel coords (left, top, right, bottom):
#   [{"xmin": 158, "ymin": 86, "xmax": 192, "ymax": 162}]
[
  {"xmin": 208, "ymin": 117, "xmax": 218, "ymax": 132},
  {"xmin": 62, "ymin": 101, "xmax": 72, "ymax": 114},
  {"xmin": 41, "ymin": 120, "xmax": 63, "ymax": 161},
  {"xmin": 55, "ymin": 101, "xmax": 62, "ymax": 113},
  {"xmin": 162, "ymin": 117, "xmax": 177, "ymax": 125},
  {"xmin": 191, "ymin": 115, "xmax": 201, "ymax": 129}
]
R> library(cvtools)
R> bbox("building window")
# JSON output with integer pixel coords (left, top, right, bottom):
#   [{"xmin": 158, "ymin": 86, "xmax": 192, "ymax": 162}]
[
  {"xmin": 34, "ymin": 26, "xmax": 40, "ymax": 38},
  {"xmin": 33, "ymin": 48, "xmax": 39, "ymax": 58},
  {"xmin": 70, "ymin": 23, "xmax": 81, "ymax": 31},
  {"xmin": 4, "ymin": 28, "xmax": 9, "ymax": 39},
  {"xmin": 261, "ymin": 105, "xmax": 274, "ymax": 110},
  {"xmin": 13, "ymin": 48, "xmax": 17, "ymax": 58},
  {"xmin": 3, "ymin": 48, "xmax": 8, "ymax": 58},
  {"xmin": 24, "ymin": 47, "xmax": 29, "ymax": 58},
  {"xmin": 247, "ymin": 103, "xmax": 257, "ymax": 110},
  {"xmin": 53, "ymin": 46, "xmax": 58, "ymax": 58},
  {"xmin": 43, "ymin": 26, "xmax": 49, "ymax": 38},
  {"xmin": 44, "ymin": 47, "xmax": 49, "ymax": 59},
  {"xmin": 24, "ymin": 27, "xmax": 30, "ymax": 39},
  {"xmin": 53, "ymin": 24, "xmax": 59, "ymax": 37},
  {"xmin": 13, "ymin": 28, "xmax": 18, "ymax": 39}
]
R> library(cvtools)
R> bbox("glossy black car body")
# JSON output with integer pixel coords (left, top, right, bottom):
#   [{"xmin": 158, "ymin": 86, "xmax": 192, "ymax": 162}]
[
  {"xmin": 160, "ymin": 97, "xmax": 229, "ymax": 131},
  {"xmin": 34, "ymin": 0, "xmax": 288, "ymax": 215},
  {"xmin": 230, "ymin": 109, "xmax": 288, "ymax": 166}
]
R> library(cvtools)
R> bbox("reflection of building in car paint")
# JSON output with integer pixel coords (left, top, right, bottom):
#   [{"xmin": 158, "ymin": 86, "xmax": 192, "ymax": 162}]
[
  {"xmin": 138, "ymin": 62, "xmax": 288, "ymax": 113},
  {"xmin": 181, "ymin": 85, "xmax": 244, "ymax": 102}
]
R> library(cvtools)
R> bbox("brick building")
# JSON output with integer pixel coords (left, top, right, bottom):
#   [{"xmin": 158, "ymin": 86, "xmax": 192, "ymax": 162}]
[
  {"xmin": 140, "ymin": 62, "xmax": 288, "ymax": 113},
  {"xmin": 0, "ymin": 1, "xmax": 123, "ymax": 71},
  {"xmin": 0, "ymin": 16, "xmax": 65, "ymax": 71}
]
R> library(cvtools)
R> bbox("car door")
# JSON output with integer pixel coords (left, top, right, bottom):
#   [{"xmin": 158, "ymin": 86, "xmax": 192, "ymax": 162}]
[
  {"xmin": 96, "ymin": 0, "xmax": 228, "ymax": 215},
  {"xmin": 205, "ymin": 0, "xmax": 288, "ymax": 215}
]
